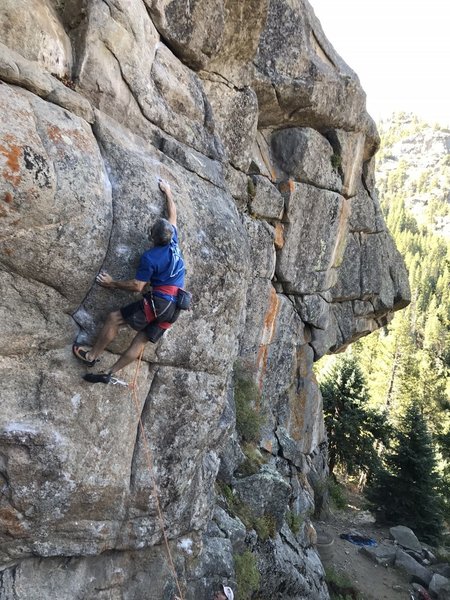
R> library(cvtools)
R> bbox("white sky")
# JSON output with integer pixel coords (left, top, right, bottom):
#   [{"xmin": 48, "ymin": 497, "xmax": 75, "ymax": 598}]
[{"xmin": 310, "ymin": 0, "xmax": 450, "ymax": 127}]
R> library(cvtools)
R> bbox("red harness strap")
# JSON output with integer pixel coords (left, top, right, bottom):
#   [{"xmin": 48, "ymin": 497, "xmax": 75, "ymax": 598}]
[
  {"xmin": 143, "ymin": 299, "xmax": 172, "ymax": 330},
  {"xmin": 143, "ymin": 287, "xmax": 179, "ymax": 330},
  {"xmin": 153, "ymin": 285, "xmax": 179, "ymax": 298}
]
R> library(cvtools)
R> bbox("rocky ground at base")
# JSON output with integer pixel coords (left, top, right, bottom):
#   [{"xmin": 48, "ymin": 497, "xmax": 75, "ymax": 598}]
[
  {"xmin": 316, "ymin": 514, "xmax": 411, "ymax": 599},
  {"xmin": 314, "ymin": 490, "xmax": 450, "ymax": 600}
]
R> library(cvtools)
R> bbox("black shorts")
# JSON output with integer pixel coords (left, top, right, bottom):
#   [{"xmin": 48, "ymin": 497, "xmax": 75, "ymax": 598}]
[{"xmin": 120, "ymin": 297, "xmax": 178, "ymax": 343}]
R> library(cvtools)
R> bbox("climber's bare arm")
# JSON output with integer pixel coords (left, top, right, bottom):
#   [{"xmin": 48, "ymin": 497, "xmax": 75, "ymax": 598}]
[
  {"xmin": 96, "ymin": 271, "xmax": 146, "ymax": 292},
  {"xmin": 159, "ymin": 180, "xmax": 177, "ymax": 226}
]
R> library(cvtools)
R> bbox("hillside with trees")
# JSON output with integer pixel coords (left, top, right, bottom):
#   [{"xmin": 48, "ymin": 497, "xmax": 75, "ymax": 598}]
[{"xmin": 318, "ymin": 113, "xmax": 450, "ymax": 532}]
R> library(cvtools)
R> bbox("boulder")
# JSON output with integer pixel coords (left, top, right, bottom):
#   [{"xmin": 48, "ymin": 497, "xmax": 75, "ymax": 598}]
[
  {"xmin": 395, "ymin": 549, "xmax": 433, "ymax": 587},
  {"xmin": 429, "ymin": 573, "xmax": 450, "ymax": 599},
  {"xmin": 390, "ymin": 525, "xmax": 423, "ymax": 553},
  {"xmin": 360, "ymin": 543, "xmax": 397, "ymax": 566},
  {"xmin": 431, "ymin": 564, "xmax": 450, "ymax": 579}
]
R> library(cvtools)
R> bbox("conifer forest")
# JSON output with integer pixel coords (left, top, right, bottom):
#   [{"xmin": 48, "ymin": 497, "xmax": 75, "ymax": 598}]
[{"xmin": 318, "ymin": 113, "xmax": 450, "ymax": 540}]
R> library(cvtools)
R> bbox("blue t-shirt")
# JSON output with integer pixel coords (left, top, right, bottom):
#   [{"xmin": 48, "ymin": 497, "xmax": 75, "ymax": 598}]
[{"xmin": 135, "ymin": 225, "xmax": 185, "ymax": 298}]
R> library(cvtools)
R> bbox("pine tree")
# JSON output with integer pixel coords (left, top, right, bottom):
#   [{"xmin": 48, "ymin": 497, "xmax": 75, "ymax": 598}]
[
  {"xmin": 367, "ymin": 403, "xmax": 443, "ymax": 543},
  {"xmin": 320, "ymin": 356, "xmax": 391, "ymax": 478}
]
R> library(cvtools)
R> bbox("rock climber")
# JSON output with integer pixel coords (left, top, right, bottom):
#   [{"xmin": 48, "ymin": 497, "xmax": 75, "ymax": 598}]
[{"xmin": 72, "ymin": 179, "xmax": 186, "ymax": 384}]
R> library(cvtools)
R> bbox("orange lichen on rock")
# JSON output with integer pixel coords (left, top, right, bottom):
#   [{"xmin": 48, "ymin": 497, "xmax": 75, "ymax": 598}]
[
  {"xmin": 260, "ymin": 439, "xmax": 273, "ymax": 453},
  {"xmin": 274, "ymin": 222, "xmax": 285, "ymax": 249},
  {"xmin": 278, "ymin": 179, "xmax": 296, "ymax": 194},
  {"xmin": 255, "ymin": 286, "xmax": 280, "ymax": 393},
  {"xmin": 290, "ymin": 388, "xmax": 306, "ymax": 440},
  {"xmin": 0, "ymin": 506, "xmax": 29, "ymax": 538},
  {"xmin": 47, "ymin": 124, "xmax": 91, "ymax": 153},
  {"xmin": 0, "ymin": 134, "xmax": 22, "ymax": 187},
  {"xmin": 286, "ymin": 347, "xmax": 311, "ymax": 441}
]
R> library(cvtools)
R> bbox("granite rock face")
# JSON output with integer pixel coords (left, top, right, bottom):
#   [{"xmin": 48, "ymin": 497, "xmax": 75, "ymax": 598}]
[{"xmin": 0, "ymin": 1, "xmax": 409, "ymax": 598}]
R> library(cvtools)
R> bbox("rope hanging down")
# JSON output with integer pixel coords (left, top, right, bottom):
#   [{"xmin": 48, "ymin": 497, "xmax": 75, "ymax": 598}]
[{"xmin": 129, "ymin": 348, "xmax": 185, "ymax": 600}]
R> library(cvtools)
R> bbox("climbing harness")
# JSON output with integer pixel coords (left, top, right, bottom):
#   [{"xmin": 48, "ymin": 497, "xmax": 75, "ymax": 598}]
[{"xmin": 128, "ymin": 349, "xmax": 185, "ymax": 600}]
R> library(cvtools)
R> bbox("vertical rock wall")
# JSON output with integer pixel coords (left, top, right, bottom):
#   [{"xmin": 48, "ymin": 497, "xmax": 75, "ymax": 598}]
[{"xmin": 0, "ymin": 1, "xmax": 410, "ymax": 598}]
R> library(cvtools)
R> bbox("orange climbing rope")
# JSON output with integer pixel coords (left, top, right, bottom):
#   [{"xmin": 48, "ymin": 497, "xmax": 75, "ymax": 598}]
[{"xmin": 129, "ymin": 348, "xmax": 185, "ymax": 600}]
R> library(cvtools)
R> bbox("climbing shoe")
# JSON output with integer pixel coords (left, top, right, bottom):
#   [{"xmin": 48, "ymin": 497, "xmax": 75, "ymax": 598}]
[
  {"xmin": 83, "ymin": 372, "xmax": 112, "ymax": 384},
  {"xmin": 83, "ymin": 372, "xmax": 128, "ymax": 386}
]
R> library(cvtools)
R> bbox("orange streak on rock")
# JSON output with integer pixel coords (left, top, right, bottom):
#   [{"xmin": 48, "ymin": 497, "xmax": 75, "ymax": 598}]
[
  {"xmin": 46, "ymin": 124, "xmax": 63, "ymax": 144},
  {"xmin": 256, "ymin": 287, "xmax": 280, "ymax": 395},
  {"xmin": 0, "ymin": 507, "xmax": 29, "ymax": 538},
  {"xmin": 47, "ymin": 124, "xmax": 90, "ymax": 153},
  {"xmin": 0, "ymin": 136, "xmax": 22, "ymax": 187},
  {"xmin": 274, "ymin": 222, "xmax": 285, "ymax": 249},
  {"xmin": 260, "ymin": 439, "xmax": 273, "ymax": 453},
  {"xmin": 289, "ymin": 348, "xmax": 310, "ymax": 440},
  {"xmin": 279, "ymin": 178, "xmax": 296, "ymax": 194}
]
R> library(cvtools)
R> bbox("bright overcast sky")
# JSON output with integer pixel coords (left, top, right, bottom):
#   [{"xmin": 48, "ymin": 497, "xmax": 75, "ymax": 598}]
[{"xmin": 310, "ymin": 0, "xmax": 450, "ymax": 127}]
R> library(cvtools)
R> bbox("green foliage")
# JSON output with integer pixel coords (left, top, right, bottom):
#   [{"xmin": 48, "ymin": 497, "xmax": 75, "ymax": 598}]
[
  {"xmin": 325, "ymin": 567, "xmax": 363, "ymax": 600},
  {"xmin": 217, "ymin": 482, "xmax": 253, "ymax": 528},
  {"xmin": 320, "ymin": 356, "xmax": 392, "ymax": 477},
  {"xmin": 217, "ymin": 482, "xmax": 277, "ymax": 541},
  {"xmin": 331, "ymin": 153, "xmax": 342, "ymax": 170},
  {"xmin": 286, "ymin": 510, "xmax": 303, "ymax": 534},
  {"xmin": 247, "ymin": 178, "xmax": 256, "ymax": 198},
  {"xmin": 367, "ymin": 403, "xmax": 443, "ymax": 543},
  {"xmin": 253, "ymin": 514, "xmax": 276, "ymax": 540},
  {"xmin": 217, "ymin": 481, "xmax": 235, "ymax": 506},
  {"xmin": 234, "ymin": 364, "xmax": 264, "ymax": 443},
  {"xmin": 434, "ymin": 546, "xmax": 450, "ymax": 562},
  {"xmin": 352, "ymin": 115, "xmax": 450, "ymax": 518},
  {"xmin": 327, "ymin": 477, "xmax": 347, "ymax": 510},
  {"xmin": 234, "ymin": 550, "xmax": 260, "ymax": 600},
  {"xmin": 237, "ymin": 443, "xmax": 267, "ymax": 477}
]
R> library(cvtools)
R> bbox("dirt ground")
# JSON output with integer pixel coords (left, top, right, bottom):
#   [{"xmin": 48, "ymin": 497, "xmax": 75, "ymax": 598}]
[{"xmin": 314, "ymin": 491, "xmax": 414, "ymax": 600}]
